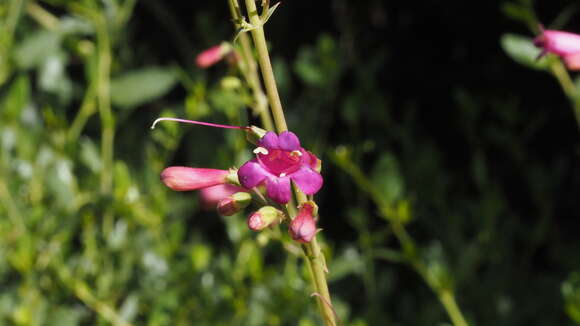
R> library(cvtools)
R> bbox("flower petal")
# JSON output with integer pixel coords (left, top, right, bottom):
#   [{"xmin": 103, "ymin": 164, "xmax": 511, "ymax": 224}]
[
  {"xmin": 238, "ymin": 159, "xmax": 270, "ymax": 188},
  {"xmin": 278, "ymin": 131, "xmax": 301, "ymax": 151},
  {"xmin": 259, "ymin": 131, "xmax": 279, "ymax": 149},
  {"xmin": 290, "ymin": 167, "xmax": 323, "ymax": 195},
  {"xmin": 266, "ymin": 176, "xmax": 292, "ymax": 203}
]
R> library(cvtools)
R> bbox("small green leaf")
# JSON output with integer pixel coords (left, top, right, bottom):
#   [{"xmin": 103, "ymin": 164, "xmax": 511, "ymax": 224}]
[
  {"xmin": 501, "ymin": 33, "xmax": 549, "ymax": 70},
  {"xmin": 563, "ymin": 272, "xmax": 580, "ymax": 324},
  {"xmin": 371, "ymin": 152, "xmax": 405, "ymax": 205},
  {"xmin": 1, "ymin": 74, "xmax": 30, "ymax": 120},
  {"xmin": 14, "ymin": 30, "xmax": 61, "ymax": 69},
  {"xmin": 110, "ymin": 67, "xmax": 178, "ymax": 108}
]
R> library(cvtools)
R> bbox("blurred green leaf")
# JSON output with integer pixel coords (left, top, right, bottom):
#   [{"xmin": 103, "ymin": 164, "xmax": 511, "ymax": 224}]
[
  {"xmin": 1, "ymin": 74, "xmax": 29, "ymax": 120},
  {"xmin": 110, "ymin": 67, "xmax": 178, "ymax": 108},
  {"xmin": 501, "ymin": 3, "xmax": 535, "ymax": 25},
  {"xmin": 501, "ymin": 34, "xmax": 549, "ymax": 70},
  {"xmin": 14, "ymin": 30, "xmax": 61, "ymax": 69},
  {"xmin": 39, "ymin": 52, "xmax": 73, "ymax": 104},
  {"xmin": 371, "ymin": 152, "xmax": 404, "ymax": 205},
  {"xmin": 563, "ymin": 272, "xmax": 580, "ymax": 324},
  {"xmin": 294, "ymin": 48, "xmax": 325, "ymax": 86}
]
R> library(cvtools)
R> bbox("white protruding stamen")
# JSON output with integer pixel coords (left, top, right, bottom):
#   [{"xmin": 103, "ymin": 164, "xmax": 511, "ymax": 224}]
[
  {"xmin": 280, "ymin": 173, "xmax": 287, "ymax": 177},
  {"xmin": 253, "ymin": 147, "xmax": 269, "ymax": 155},
  {"xmin": 291, "ymin": 150, "xmax": 302, "ymax": 156}
]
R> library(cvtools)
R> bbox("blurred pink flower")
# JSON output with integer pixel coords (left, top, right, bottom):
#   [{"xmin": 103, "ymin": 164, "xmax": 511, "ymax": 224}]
[
  {"xmin": 195, "ymin": 44, "xmax": 231, "ymax": 68},
  {"xmin": 199, "ymin": 184, "xmax": 248, "ymax": 209},
  {"xmin": 534, "ymin": 26, "xmax": 580, "ymax": 70}
]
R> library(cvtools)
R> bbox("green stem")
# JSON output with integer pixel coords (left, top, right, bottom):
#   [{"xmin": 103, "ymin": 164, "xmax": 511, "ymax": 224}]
[
  {"xmin": 73, "ymin": 5, "xmax": 115, "ymax": 193},
  {"xmin": 550, "ymin": 60, "xmax": 580, "ymax": 128},
  {"xmin": 243, "ymin": 0, "xmax": 287, "ymax": 133},
  {"xmin": 241, "ymin": 1, "xmax": 336, "ymax": 325},
  {"xmin": 335, "ymin": 154, "xmax": 470, "ymax": 326},
  {"xmin": 228, "ymin": 0, "xmax": 274, "ymax": 131},
  {"xmin": 439, "ymin": 290, "xmax": 469, "ymax": 326},
  {"xmin": 26, "ymin": 2, "xmax": 60, "ymax": 30},
  {"xmin": 68, "ymin": 78, "xmax": 97, "ymax": 141}
]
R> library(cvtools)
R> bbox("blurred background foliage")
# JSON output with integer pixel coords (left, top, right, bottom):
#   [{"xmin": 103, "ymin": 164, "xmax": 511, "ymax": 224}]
[{"xmin": 1, "ymin": 0, "xmax": 580, "ymax": 325}]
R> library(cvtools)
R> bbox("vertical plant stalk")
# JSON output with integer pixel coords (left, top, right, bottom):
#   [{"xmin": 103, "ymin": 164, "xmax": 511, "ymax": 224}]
[
  {"xmin": 228, "ymin": 0, "xmax": 274, "ymax": 131},
  {"xmin": 95, "ymin": 14, "xmax": 114, "ymax": 194},
  {"xmin": 242, "ymin": 1, "xmax": 336, "ymax": 325},
  {"xmin": 72, "ymin": 4, "xmax": 115, "ymax": 193},
  {"xmin": 243, "ymin": 0, "xmax": 287, "ymax": 133},
  {"xmin": 549, "ymin": 60, "xmax": 580, "ymax": 127}
]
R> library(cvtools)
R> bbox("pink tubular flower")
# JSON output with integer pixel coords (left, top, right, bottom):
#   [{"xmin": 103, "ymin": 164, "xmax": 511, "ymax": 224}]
[
  {"xmin": 161, "ymin": 167, "xmax": 229, "ymax": 191},
  {"xmin": 195, "ymin": 43, "xmax": 231, "ymax": 68},
  {"xmin": 534, "ymin": 26, "xmax": 580, "ymax": 70},
  {"xmin": 237, "ymin": 131, "xmax": 323, "ymax": 204},
  {"xmin": 289, "ymin": 203, "xmax": 317, "ymax": 243},
  {"xmin": 199, "ymin": 184, "xmax": 248, "ymax": 209}
]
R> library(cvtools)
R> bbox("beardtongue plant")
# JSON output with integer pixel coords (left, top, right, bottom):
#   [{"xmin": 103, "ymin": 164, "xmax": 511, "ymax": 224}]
[{"xmin": 152, "ymin": 1, "xmax": 337, "ymax": 324}]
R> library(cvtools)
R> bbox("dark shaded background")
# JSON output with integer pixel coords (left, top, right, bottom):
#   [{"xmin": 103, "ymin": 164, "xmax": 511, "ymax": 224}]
[
  {"xmin": 2, "ymin": 0, "xmax": 580, "ymax": 324},
  {"xmin": 131, "ymin": 0, "xmax": 580, "ymax": 324}
]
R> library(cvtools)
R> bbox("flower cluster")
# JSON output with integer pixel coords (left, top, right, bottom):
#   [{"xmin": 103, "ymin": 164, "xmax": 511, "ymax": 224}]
[
  {"xmin": 153, "ymin": 118, "xmax": 322, "ymax": 243},
  {"xmin": 534, "ymin": 26, "xmax": 580, "ymax": 70}
]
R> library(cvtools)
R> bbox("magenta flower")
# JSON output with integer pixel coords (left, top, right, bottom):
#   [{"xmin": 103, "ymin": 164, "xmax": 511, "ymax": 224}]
[
  {"xmin": 161, "ymin": 167, "xmax": 230, "ymax": 191},
  {"xmin": 289, "ymin": 203, "xmax": 317, "ymax": 243},
  {"xmin": 195, "ymin": 43, "xmax": 231, "ymax": 68},
  {"xmin": 238, "ymin": 131, "xmax": 323, "ymax": 204}
]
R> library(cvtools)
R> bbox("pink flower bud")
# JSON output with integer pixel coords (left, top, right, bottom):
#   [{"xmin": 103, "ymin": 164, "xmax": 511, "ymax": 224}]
[
  {"xmin": 161, "ymin": 167, "xmax": 229, "ymax": 191},
  {"xmin": 195, "ymin": 43, "xmax": 232, "ymax": 68},
  {"xmin": 199, "ymin": 184, "xmax": 248, "ymax": 209},
  {"xmin": 289, "ymin": 203, "xmax": 317, "ymax": 243},
  {"xmin": 217, "ymin": 192, "xmax": 252, "ymax": 216},
  {"xmin": 247, "ymin": 206, "xmax": 282, "ymax": 231}
]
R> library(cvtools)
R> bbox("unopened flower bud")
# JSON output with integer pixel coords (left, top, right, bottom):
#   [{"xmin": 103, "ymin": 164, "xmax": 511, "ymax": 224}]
[
  {"xmin": 161, "ymin": 167, "xmax": 229, "ymax": 191},
  {"xmin": 217, "ymin": 192, "xmax": 252, "ymax": 216},
  {"xmin": 199, "ymin": 184, "xmax": 247, "ymax": 210},
  {"xmin": 195, "ymin": 42, "xmax": 232, "ymax": 68},
  {"xmin": 289, "ymin": 202, "xmax": 317, "ymax": 243},
  {"xmin": 247, "ymin": 206, "xmax": 283, "ymax": 231}
]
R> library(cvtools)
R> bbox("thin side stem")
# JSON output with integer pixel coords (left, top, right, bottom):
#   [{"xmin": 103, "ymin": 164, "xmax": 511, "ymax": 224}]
[
  {"xmin": 439, "ymin": 290, "xmax": 470, "ymax": 326},
  {"xmin": 243, "ymin": 0, "xmax": 287, "ymax": 133},
  {"xmin": 550, "ymin": 60, "xmax": 580, "ymax": 127},
  {"xmin": 72, "ymin": 5, "xmax": 115, "ymax": 194},
  {"xmin": 334, "ymin": 154, "xmax": 470, "ymax": 326}
]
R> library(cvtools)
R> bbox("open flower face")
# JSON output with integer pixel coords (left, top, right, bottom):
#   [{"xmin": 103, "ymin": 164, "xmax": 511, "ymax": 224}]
[{"xmin": 238, "ymin": 131, "xmax": 323, "ymax": 204}]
